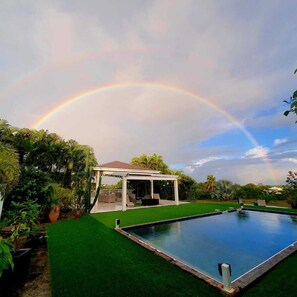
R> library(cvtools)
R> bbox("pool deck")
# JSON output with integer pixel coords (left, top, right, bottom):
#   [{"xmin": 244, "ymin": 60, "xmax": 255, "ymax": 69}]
[{"xmin": 117, "ymin": 209, "xmax": 297, "ymax": 296}]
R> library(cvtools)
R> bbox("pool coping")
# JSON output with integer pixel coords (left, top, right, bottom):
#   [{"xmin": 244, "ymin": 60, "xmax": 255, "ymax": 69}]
[{"xmin": 116, "ymin": 209, "xmax": 297, "ymax": 295}]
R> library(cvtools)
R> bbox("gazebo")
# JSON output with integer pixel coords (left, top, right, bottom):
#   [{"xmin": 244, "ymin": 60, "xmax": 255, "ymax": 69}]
[{"xmin": 93, "ymin": 161, "xmax": 179, "ymax": 211}]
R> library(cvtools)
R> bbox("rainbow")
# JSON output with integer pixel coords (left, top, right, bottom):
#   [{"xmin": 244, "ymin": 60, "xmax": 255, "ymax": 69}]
[{"xmin": 31, "ymin": 82, "xmax": 279, "ymax": 184}]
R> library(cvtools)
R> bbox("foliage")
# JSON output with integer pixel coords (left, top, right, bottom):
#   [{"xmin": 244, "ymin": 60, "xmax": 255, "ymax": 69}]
[
  {"xmin": 285, "ymin": 171, "xmax": 297, "ymax": 208},
  {"xmin": 7, "ymin": 166, "xmax": 53, "ymax": 208},
  {"xmin": 0, "ymin": 119, "xmax": 98, "ymax": 218},
  {"xmin": 131, "ymin": 154, "xmax": 170, "ymax": 173},
  {"xmin": 171, "ymin": 170, "xmax": 196, "ymax": 199},
  {"xmin": 211, "ymin": 179, "xmax": 235, "ymax": 201},
  {"xmin": 5, "ymin": 200, "xmax": 40, "ymax": 241},
  {"xmin": 130, "ymin": 154, "xmax": 197, "ymax": 200},
  {"xmin": 286, "ymin": 171, "xmax": 297, "ymax": 188},
  {"xmin": 0, "ymin": 236, "xmax": 14, "ymax": 278},
  {"xmin": 204, "ymin": 175, "xmax": 216, "ymax": 192},
  {"xmin": 193, "ymin": 183, "xmax": 212, "ymax": 200},
  {"xmin": 0, "ymin": 142, "xmax": 20, "ymax": 192},
  {"xmin": 50, "ymin": 183, "xmax": 74, "ymax": 210},
  {"xmin": 241, "ymin": 183, "xmax": 265, "ymax": 200},
  {"xmin": 284, "ymin": 69, "xmax": 297, "ymax": 123}
]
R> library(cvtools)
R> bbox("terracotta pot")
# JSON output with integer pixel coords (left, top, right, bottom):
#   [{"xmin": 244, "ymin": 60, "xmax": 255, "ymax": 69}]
[
  {"xmin": 48, "ymin": 206, "xmax": 60, "ymax": 223},
  {"xmin": 74, "ymin": 212, "xmax": 81, "ymax": 219}
]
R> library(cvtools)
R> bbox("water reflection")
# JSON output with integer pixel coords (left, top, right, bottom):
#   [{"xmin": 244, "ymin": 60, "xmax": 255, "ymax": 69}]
[
  {"xmin": 290, "ymin": 215, "xmax": 297, "ymax": 223},
  {"xmin": 236, "ymin": 210, "xmax": 249, "ymax": 221}
]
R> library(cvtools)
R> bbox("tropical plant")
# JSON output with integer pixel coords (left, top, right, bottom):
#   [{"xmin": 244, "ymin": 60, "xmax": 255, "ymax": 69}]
[
  {"xmin": 7, "ymin": 165, "xmax": 53, "ymax": 209},
  {"xmin": 171, "ymin": 170, "xmax": 196, "ymax": 199},
  {"xmin": 284, "ymin": 69, "xmax": 297, "ymax": 123},
  {"xmin": 211, "ymin": 179, "xmax": 235, "ymax": 201},
  {"xmin": 285, "ymin": 171, "xmax": 297, "ymax": 208},
  {"xmin": 0, "ymin": 142, "xmax": 20, "ymax": 189},
  {"xmin": 0, "ymin": 236, "xmax": 14, "ymax": 278},
  {"xmin": 5, "ymin": 200, "xmax": 40, "ymax": 245},
  {"xmin": 50, "ymin": 183, "xmax": 74, "ymax": 210},
  {"xmin": 204, "ymin": 175, "xmax": 216, "ymax": 192},
  {"xmin": 131, "ymin": 154, "xmax": 170, "ymax": 173}
]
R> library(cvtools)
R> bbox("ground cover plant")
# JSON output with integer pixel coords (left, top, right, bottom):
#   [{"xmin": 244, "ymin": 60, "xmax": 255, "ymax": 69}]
[{"xmin": 47, "ymin": 203, "xmax": 297, "ymax": 297}]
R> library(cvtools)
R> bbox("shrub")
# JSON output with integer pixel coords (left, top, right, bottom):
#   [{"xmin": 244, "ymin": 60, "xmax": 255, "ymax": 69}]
[{"xmin": 0, "ymin": 236, "xmax": 14, "ymax": 277}]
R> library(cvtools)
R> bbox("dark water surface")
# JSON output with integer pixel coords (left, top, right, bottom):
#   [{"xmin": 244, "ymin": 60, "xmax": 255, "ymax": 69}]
[{"xmin": 128, "ymin": 211, "xmax": 297, "ymax": 282}]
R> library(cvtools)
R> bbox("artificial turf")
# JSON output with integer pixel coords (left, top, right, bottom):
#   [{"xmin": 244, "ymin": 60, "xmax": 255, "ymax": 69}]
[{"xmin": 47, "ymin": 203, "xmax": 297, "ymax": 297}]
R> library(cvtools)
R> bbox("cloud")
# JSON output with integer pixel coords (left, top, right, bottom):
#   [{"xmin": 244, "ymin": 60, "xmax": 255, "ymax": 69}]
[
  {"xmin": 245, "ymin": 146, "xmax": 269, "ymax": 159},
  {"xmin": 194, "ymin": 156, "xmax": 223, "ymax": 167},
  {"xmin": 0, "ymin": 0, "xmax": 296, "ymax": 185},
  {"xmin": 283, "ymin": 158, "xmax": 297, "ymax": 164},
  {"xmin": 273, "ymin": 138, "xmax": 288, "ymax": 146}
]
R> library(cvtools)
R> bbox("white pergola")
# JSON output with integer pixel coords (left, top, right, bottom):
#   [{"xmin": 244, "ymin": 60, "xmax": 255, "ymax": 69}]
[{"xmin": 93, "ymin": 161, "xmax": 179, "ymax": 211}]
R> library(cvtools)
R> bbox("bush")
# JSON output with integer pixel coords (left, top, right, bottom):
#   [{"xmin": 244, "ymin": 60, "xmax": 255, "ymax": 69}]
[
  {"xmin": 5, "ymin": 200, "xmax": 40, "ymax": 243},
  {"xmin": 0, "ymin": 237, "xmax": 14, "ymax": 278}
]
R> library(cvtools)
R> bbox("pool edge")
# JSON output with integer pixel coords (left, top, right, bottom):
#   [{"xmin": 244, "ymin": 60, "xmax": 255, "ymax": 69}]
[{"xmin": 117, "ymin": 210, "xmax": 297, "ymax": 295}]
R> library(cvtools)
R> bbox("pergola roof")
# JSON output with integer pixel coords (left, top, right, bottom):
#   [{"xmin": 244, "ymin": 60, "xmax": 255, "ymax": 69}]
[{"xmin": 93, "ymin": 161, "xmax": 178, "ymax": 180}]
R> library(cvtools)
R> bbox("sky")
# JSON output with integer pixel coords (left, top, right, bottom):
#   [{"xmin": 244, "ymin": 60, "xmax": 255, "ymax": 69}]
[{"xmin": 0, "ymin": 0, "xmax": 296, "ymax": 185}]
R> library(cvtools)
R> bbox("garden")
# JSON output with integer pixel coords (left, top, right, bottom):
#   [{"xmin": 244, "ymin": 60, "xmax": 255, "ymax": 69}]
[{"xmin": 1, "ymin": 119, "xmax": 297, "ymax": 296}]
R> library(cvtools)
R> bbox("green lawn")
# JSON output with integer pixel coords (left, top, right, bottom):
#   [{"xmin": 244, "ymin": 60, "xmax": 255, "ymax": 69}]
[{"xmin": 47, "ymin": 203, "xmax": 297, "ymax": 297}]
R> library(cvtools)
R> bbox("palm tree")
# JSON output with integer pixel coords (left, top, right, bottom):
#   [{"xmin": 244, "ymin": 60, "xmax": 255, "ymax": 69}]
[
  {"xmin": 0, "ymin": 142, "xmax": 20, "ymax": 218},
  {"xmin": 211, "ymin": 179, "xmax": 234, "ymax": 201},
  {"xmin": 204, "ymin": 175, "xmax": 216, "ymax": 192},
  {"xmin": 0, "ymin": 142, "xmax": 20, "ymax": 188}
]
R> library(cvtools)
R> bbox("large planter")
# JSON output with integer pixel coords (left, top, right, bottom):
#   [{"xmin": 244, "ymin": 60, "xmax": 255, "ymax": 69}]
[
  {"xmin": 48, "ymin": 205, "xmax": 60, "ymax": 223},
  {"xmin": 0, "ymin": 248, "xmax": 32, "ymax": 293}
]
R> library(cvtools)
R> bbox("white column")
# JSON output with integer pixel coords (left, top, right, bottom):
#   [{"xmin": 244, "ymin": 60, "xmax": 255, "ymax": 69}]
[
  {"xmin": 122, "ymin": 176, "xmax": 127, "ymax": 211},
  {"xmin": 150, "ymin": 180, "xmax": 154, "ymax": 198},
  {"xmin": 95, "ymin": 170, "xmax": 100, "ymax": 190},
  {"xmin": 174, "ymin": 179, "xmax": 179, "ymax": 205}
]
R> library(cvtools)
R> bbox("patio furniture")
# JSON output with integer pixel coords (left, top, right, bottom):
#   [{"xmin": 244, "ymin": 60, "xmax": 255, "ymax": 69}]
[
  {"xmin": 126, "ymin": 194, "xmax": 135, "ymax": 207},
  {"xmin": 142, "ymin": 194, "xmax": 159, "ymax": 206},
  {"xmin": 98, "ymin": 193, "xmax": 116, "ymax": 203},
  {"xmin": 128, "ymin": 193, "xmax": 137, "ymax": 204},
  {"xmin": 257, "ymin": 199, "xmax": 266, "ymax": 207}
]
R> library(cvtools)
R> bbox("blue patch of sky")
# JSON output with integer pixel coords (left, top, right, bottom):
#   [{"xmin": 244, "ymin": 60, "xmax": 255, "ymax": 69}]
[
  {"xmin": 247, "ymin": 126, "xmax": 293, "ymax": 148},
  {"xmin": 200, "ymin": 129, "xmax": 252, "ymax": 151},
  {"xmin": 170, "ymin": 163, "xmax": 185, "ymax": 170}
]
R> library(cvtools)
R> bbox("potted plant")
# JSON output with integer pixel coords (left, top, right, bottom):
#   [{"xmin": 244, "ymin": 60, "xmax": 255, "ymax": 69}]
[
  {"xmin": 45, "ymin": 184, "xmax": 61, "ymax": 223},
  {"xmin": 5, "ymin": 200, "xmax": 40, "ymax": 249},
  {"xmin": 47, "ymin": 199, "xmax": 61, "ymax": 223}
]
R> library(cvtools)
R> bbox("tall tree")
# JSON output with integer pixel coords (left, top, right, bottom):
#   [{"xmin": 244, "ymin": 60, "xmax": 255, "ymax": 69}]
[
  {"xmin": 0, "ymin": 142, "xmax": 20, "ymax": 189},
  {"xmin": 284, "ymin": 69, "xmax": 297, "ymax": 123},
  {"xmin": 211, "ymin": 179, "xmax": 234, "ymax": 201},
  {"xmin": 131, "ymin": 154, "xmax": 170, "ymax": 173},
  {"xmin": 0, "ymin": 142, "xmax": 20, "ymax": 219},
  {"xmin": 204, "ymin": 175, "xmax": 216, "ymax": 192}
]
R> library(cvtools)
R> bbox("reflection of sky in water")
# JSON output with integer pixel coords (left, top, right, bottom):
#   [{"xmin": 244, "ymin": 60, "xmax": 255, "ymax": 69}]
[{"xmin": 128, "ymin": 211, "xmax": 297, "ymax": 282}]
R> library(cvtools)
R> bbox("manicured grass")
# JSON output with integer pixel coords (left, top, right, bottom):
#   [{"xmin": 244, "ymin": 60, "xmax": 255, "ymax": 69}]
[{"xmin": 47, "ymin": 203, "xmax": 297, "ymax": 297}]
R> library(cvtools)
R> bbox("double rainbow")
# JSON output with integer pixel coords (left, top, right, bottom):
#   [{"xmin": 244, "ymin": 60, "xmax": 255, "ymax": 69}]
[{"xmin": 32, "ymin": 82, "xmax": 279, "ymax": 184}]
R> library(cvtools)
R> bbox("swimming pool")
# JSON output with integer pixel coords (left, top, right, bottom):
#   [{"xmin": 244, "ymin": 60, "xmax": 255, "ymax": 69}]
[{"xmin": 125, "ymin": 210, "xmax": 297, "ymax": 284}]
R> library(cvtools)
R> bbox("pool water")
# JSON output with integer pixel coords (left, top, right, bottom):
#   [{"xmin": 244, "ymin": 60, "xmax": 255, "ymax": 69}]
[{"xmin": 127, "ymin": 211, "xmax": 297, "ymax": 282}]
